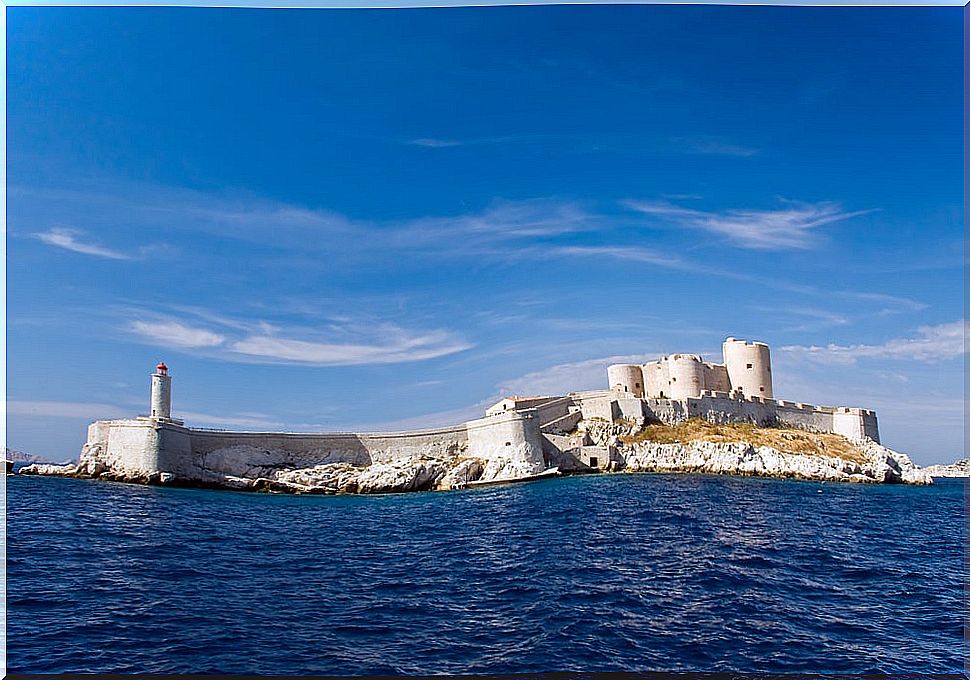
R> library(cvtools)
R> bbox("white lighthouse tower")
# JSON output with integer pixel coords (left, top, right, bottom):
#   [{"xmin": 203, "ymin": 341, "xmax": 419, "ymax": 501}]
[{"xmin": 150, "ymin": 362, "xmax": 172, "ymax": 420}]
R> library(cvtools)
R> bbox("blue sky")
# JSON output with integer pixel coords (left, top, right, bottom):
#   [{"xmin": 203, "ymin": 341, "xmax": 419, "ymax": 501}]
[{"xmin": 7, "ymin": 6, "xmax": 964, "ymax": 465}]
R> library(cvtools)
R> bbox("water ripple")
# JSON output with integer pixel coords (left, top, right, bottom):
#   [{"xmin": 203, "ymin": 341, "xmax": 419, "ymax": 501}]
[{"xmin": 7, "ymin": 474, "xmax": 963, "ymax": 674}]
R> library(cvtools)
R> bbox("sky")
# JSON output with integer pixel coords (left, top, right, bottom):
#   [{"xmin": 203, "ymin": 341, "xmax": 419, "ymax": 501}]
[{"xmin": 6, "ymin": 5, "xmax": 964, "ymax": 465}]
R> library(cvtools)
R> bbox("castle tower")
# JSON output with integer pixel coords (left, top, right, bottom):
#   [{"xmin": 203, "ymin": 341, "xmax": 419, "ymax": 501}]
[
  {"xmin": 666, "ymin": 354, "xmax": 707, "ymax": 399},
  {"xmin": 150, "ymin": 362, "xmax": 172, "ymax": 420},
  {"xmin": 607, "ymin": 364, "xmax": 645, "ymax": 398},
  {"xmin": 722, "ymin": 338, "xmax": 772, "ymax": 398}
]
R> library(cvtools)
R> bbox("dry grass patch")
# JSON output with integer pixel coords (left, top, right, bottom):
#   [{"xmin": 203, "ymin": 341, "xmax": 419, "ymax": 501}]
[{"xmin": 619, "ymin": 418, "xmax": 866, "ymax": 463}]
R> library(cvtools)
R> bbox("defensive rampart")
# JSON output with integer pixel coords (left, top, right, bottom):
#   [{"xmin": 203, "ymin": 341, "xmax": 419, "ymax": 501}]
[{"xmin": 80, "ymin": 410, "xmax": 549, "ymax": 485}]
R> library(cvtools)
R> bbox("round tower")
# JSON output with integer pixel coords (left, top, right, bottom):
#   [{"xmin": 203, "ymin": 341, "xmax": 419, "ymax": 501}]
[
  {"xmin": 722, "ymin": 338, "xmax": 772, "ymax": 399},
  {"xmin": 150, "ymin": 362, "xmax": 172, "ymax": 420},
  {"xmin": 666, "ymin": 354, "xmax": 706, "ymax": 399},
  {"xmin": 607, "ymin": 364, "xmax": 644, "ymax": 398}
]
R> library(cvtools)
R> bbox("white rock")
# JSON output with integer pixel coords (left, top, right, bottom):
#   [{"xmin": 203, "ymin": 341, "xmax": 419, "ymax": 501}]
[
  {"xmin": 618, "ymin": 438, "xmax": 932, "ymax": 485},
  {"xmin": 923, "ymin": 459, "xmax": 970, "ymax": 478},
  {"xmin": 19, "ymin": 463, "xmax": 78, "ymax": 477},
  {"xmin": 437, "ymin": 458, "xmax": 484, "ymax": 489}
]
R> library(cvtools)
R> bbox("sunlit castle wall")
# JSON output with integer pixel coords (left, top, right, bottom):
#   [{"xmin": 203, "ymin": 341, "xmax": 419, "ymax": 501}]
[
  {"xmin": 722, "ymin": 338, "xmax": 773, "ymax": 399},
  {"xmin": 666, "ymin": 354, "xmax": 707, "ymax": 400},
  {"xmin": 642, "ymin": 360, "xmax": 669, "ymax": 398},
  {"xmin": 607, "ymin": 364, "xmax": 645, "ymax": 398}
]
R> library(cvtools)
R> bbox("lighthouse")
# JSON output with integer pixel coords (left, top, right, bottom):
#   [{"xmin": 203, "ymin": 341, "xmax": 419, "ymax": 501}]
[{"xmin": 150, "ymin": 362, "xmax": 172, "ymax": 420}]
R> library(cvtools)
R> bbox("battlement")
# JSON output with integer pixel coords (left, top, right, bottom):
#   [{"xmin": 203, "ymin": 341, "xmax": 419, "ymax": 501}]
[{"xmin": 724, "ymin": 337, "xmax": 769, "ymax": 348}]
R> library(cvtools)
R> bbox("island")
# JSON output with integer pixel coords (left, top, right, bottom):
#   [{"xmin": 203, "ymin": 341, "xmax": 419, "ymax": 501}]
[{"xmin": 21, "ymin": 336, "xmax": 932, "ymax": 492}]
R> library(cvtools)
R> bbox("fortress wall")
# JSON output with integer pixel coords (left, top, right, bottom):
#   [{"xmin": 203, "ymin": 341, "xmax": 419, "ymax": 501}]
[
  {"xmin": 188, "ymin": 425, "xmax": 469, "ymax": 470},
  {"xmin": 485, "ymin": 396, "xmax": 560, "ymax": 416},
  {"xmin": 530, "ymin": 396, "xmax": 576, "ymax": 426},
  {"xmin": 156, "ymin": 424, "xmax": 193, "ymax": 476},
  {"xmin": 832, "ymin": 408, "xmax": 880, "ymax": 443},
  {"xmin": 82, "ymin": 419, "xmax": 163, "ymax": 478},
  {"xmin": 615, "ymin": 397, "xmax": 645, "ymax": 421},
  {"xmin": 643, "ymin": 398, "xmax": 689, "ymax": 424},
  {"xmin": 643, "ymin": 361, "xmax": 668, "ymax": 398},
  {"xmin": 607, "ymin": 364, "xmax": 644, "ymax": 398},
  {"xmin": 359, "ymin": 428, "xmax": 469, "ymax": 464},
  {"xmin": 466, "ymin": 410, "xmax": 545, "ymax": 474},
  {"xmin": 83, "ymin": 418, "xmax": 473, "ymax": 483},
  {"xmin": 575, "ymin": 394, "xmax": 619, "ymax": 422},
  {"xmin": 774, "ymin": 404, "xmax": 835, "ymax": 433},
  {"xmin": 685, "ymin": 396, "xmax": 775, "ymax": 426},
  {"xmin": 541, "ymin": 410, "xmax": 582, "ymax": 434},
  {"xmin": 704, "ymin": 363, "xmax": 731, "ymax": 392},
  {"xmin": 723, "ymin": 338, "xmax": 773, "ymax": 398},
  {"xmin": 667, "ymin": 355, "xmax": 706, "ymax": 399}
]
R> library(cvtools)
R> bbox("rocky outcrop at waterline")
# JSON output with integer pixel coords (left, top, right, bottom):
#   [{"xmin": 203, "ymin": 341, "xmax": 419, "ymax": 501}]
[
  {"xmin": 922, "ymin": 459, "xmax": 970, "ymax": 478},
  {"xmin": 19, "ymin": 417, "xmax": 932, "ymax": 492},
  {"xmin": 18, "ymin": 454, "xmax": 494, "ymax": 494},
  {"xmin": 579, "ymin": 417, "xmax": 932, "ymax": 486}
]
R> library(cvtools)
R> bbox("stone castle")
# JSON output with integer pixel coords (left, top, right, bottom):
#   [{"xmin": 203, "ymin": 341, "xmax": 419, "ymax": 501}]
[
  {"xmin": 608, "ymin": 337, "xmax": 772, "ymax": 400},
  {"xmin": 76, "ymin": 337, "xmax": 880, "ymax": 487}
]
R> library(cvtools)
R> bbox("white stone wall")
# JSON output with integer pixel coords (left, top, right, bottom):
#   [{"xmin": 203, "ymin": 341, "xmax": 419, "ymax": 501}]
[
  {"xmin": 607, "ymin": 364, "xmax": 644, "ymax": 398},
  {"xmin": 466, "ymin": 409, "xmax": 545, "ymax": 477},
  {"xmin": 614, "ymin": 397, "xmax": 645, "ymax": 422},
  {"xmin": 833, "ymin": 408, "xmax": 880, "ymax": 443},
  {"xmin": 81, "ymin": 418, "xmax": 472, "ymax": 484},
  {"xmin": 643, "ymin": 398, "xmax": 690, "ymax": 423},
  {"xmin": 81, "ymin": 418, "xmax": 161, "ymax": 478},
  {"xmin": 723, "ymin": 338, "xmax": 773, "ymax": 398},
  {"xmin": 642, "ymin": 360, "xmax": 669, "ymax": 398},
  {"xmin": 667, "ymin": 354, "xmax": 707, "ymax": 400},
  {"xmin": 574, "ymin": 393, "xmax": 620, "ymax": 421}
]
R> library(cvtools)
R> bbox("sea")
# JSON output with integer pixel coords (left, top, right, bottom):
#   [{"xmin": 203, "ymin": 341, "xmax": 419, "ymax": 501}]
[{"xmin": 5, "ymin": 472, "xmax": 965, "ymax": 675}]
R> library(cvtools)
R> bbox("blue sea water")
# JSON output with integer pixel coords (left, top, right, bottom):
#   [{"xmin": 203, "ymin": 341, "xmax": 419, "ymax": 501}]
[{"xmin": 5, "ymin": 472, "xmax": 965, "ymax": 674}]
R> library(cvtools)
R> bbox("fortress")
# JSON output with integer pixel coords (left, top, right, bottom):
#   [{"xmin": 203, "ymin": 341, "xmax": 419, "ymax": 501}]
[
  {"xmin": 74, "ymin": 338, "xmax": 880, "ymax": 487},
  {"xmin": 608, "ymin": 337, "xmax": 772, "ymax": 400}
]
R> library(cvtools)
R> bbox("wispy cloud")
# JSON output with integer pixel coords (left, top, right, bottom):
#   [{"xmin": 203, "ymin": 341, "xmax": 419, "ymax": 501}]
[
  {"xmin": 546, "ymin": 245, "xmax": 691, "ymax": 270},
  {"xmin": 33, "ymin": 228, "xmax": 131, "ymax": 260},
  {"xmin": 834, "ymin": 291, "xmax": 927, "ymax": 315},
  {"xmin": 124, "ymin": 310, "xmax": 472, "ymax": 367},
  {"xmin": 748, "ymin": 305, "xmax": 849, "ymax": 333},
  {"xmin": 405, "ymin": 135, "xmax": 532, "ymax": 149},
  {"xmin": 624, "ymin": 199, "xmax": 875, "ymax": 250},
  {"xmin": 780, "ymin": 320, "xmax": 966, "ymax": 364},
  {"xmin": 230, "ymin": 331, "xmax": 471, "ymax": 366},
  {"xmin": 129, "ymin": 320, "xmax": 226, "ymax": 348},
  {"xmin": 397, "ymin": 199, "xmax": 598, "ymax": 247},
  {"xmin": 16, "ymin": 184, "xmax": 600, "ymax": 262}
]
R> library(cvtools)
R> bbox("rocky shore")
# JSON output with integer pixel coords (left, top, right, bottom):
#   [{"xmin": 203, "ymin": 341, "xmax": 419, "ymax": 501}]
[
  {"xmin": 922, "ymin": 459, "xmax": 970, "ymax": 478},
  {"xmin": 20, "ymin": 417, "xmax": 932, "ymax": 492},
  {"xmin": 578, "ymin": 418, "xmax": 932, "ymax": 486}
]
